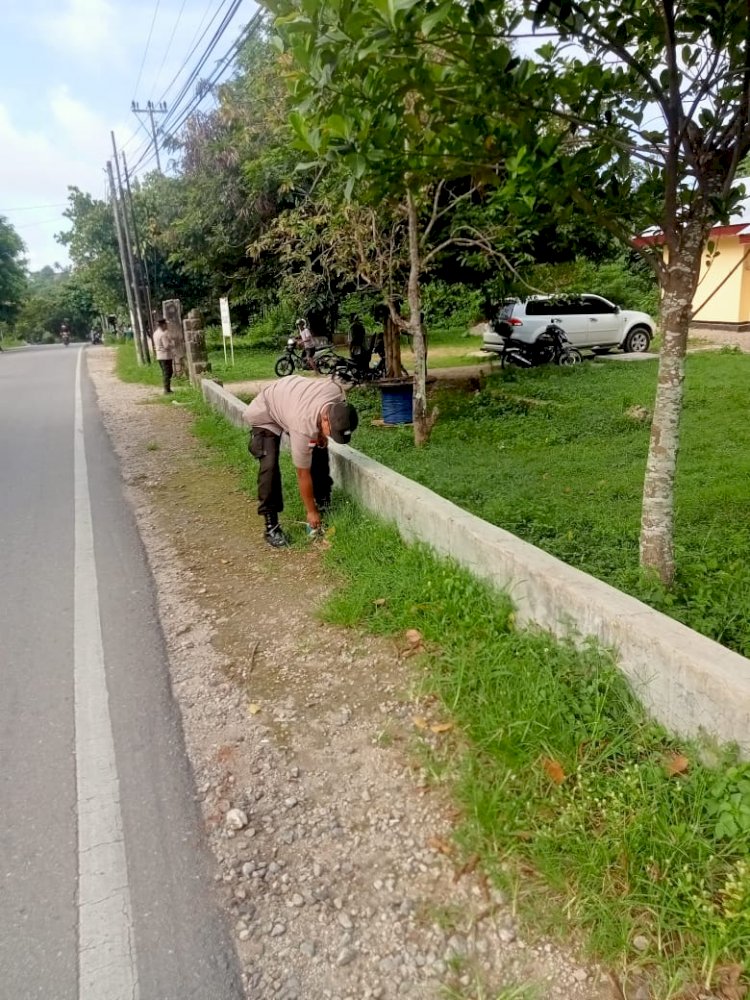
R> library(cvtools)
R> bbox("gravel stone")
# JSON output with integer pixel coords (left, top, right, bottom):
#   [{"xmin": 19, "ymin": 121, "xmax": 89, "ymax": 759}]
[
  {"xmin": 90, "ymin": 351, "xmax": 612, "ymax": 1000},
  {"xmin": 335, "ymin": 947, "xmax": 357, "ymax": 967},
  {"xmin": 225, "ymin": 808, "xmax": 249, "ymax": 831}
]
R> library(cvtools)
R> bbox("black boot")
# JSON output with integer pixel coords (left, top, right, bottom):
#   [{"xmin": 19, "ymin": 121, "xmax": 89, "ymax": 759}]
[{"xmin": 264, "ymin": 514, "xmax": 289, "ymax": 548}]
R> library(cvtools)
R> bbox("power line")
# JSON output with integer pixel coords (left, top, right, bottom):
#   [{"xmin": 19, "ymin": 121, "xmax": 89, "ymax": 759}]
[
  {"xmin": 130, "ymin": 5, "xmax": 262, "ymax": 176},
  {"xmin": 163, "ymin": 13, "xmax": 256, "ymax": 136},
  {"xmin": 133, "ymin": 0, "xmax": 162, "ymax": 100},
  {"xmin": 120, "ymin": 0, "xmax": 220, "ymax": 154},
  {"xmin": 131, "ymin": 100, "xmax": 169, "ymax": 172},
  {"xmin": 156, "ymin": 0, "xmax": 243, "ymax": 134},
  {"xmin": 168, "ymin": 18, "xmax": 258, "ymax": 136},
  {"xmin": 13, "ymin": 215, "xmax": 68, "ymax": 230},
  {"xmin": 125, "ymin": 0, "xmax": 236, "ymax": 170},
  {"xmin": 148, "ymin": 0, "xmax": 192, "ymax": 97},
  {"xmin": 154, "ymin": 0, "xmax": 233, "ymax": 109},
  {"xmin": 0, "ymin": 202, "xmax": 68, "ymax": 212}
]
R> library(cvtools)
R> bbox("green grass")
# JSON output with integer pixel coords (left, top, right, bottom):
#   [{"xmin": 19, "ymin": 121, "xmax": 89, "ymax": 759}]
[
  {"xmin": 115, "ymin": 340, "xmax": 278, "ymax": 386},
  {"xmin": 347, "ymin": 351, "xmax": 750, "ymax": 657},
  {"xmin": 320, "ymin": 504, "xmax": 750, "ymax": 995},
  {"xmin": 208, "ymin": 343, "xmax": 277, "ymax": 382},
  {"xmin": 0, "ymin": 335, "xmax": 27, "ymax": 349},
  {"xmin": 146, "ymin": 354, "xmax": 750, "ymax": 995},
  {"xmin": 116, "ymin": 342, "xmax": 163, "ymax": 385},
  {"xmin": 116, "ymin": 325, "xmax": 486, "ymax": 394}
]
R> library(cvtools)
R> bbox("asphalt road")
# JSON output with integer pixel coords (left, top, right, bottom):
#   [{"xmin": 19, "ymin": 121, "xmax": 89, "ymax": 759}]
[{"xmin": 0, "ymin": 345, "xmax": 243, "ymax": 999}]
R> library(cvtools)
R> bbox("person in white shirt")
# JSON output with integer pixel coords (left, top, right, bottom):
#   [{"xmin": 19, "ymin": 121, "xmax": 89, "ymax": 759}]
[
  {"xmin": 296, "ymin": 318, "xmax": 317, "ymax": 370},
  {"xmin": 153, "ymin": 318, "xmax": 175, "ymax": 394}
]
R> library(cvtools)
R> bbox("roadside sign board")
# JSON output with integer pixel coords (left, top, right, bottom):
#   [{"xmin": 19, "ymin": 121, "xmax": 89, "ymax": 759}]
[{"xmin": 219, "ymin": 296, "xmax": 234, "ymax": 365}]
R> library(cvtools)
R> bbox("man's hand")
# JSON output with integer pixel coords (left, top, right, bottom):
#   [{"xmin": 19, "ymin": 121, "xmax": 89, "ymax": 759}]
[
  {"xmin": 307, "ymin": 507, "xmax": 322, "ymax": 530},
  {"xmin": 296, "ymin": 467, "xmax": 321, "ymax": 529}
]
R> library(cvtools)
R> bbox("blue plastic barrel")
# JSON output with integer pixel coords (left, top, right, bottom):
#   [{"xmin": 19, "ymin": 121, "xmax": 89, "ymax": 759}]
[{"xmin": 380, "ymin": 383, "xmax": 413, "ymax": 424}]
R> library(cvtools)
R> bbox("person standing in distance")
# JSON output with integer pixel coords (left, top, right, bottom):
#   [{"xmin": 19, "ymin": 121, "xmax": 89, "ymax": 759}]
[
  {"xmin": 243, "ymin": 375, "xmax": 358, "ymax": 547},
  {"xmin": 153, "ymin": 317, "xmax": 175, "ymax": 394},
  {"xmin": 348, "ymin": 312, "xmax": 368, "ymax": 373},
  {"xmin": 296, "ymin": 318, "xmax": 317, "ymax": 371}
]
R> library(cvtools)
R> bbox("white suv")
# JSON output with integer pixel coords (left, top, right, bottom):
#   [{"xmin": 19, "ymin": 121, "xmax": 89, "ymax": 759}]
[{"xmin": 483, "ymin": 295, "xmax": 654, "ymax": 354}]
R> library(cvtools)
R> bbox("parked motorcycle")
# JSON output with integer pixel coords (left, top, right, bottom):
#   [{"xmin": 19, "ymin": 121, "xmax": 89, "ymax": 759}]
[
  {"xmin": 274, "ymin": 336, "xmax": 336, "ymax": 376},
  {"xmin": 495, "ymin": 321, "xmax": 583, "ymax": 368}
]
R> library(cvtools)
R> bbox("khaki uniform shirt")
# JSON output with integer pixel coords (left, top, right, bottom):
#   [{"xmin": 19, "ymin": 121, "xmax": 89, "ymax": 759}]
[
  {"xmin": 153, "ymin": 328, "xmax": 174, "ymax": 360},
  {"xmin": 243, "ymin": 376, "xmax": 344, "ymax": 469}
]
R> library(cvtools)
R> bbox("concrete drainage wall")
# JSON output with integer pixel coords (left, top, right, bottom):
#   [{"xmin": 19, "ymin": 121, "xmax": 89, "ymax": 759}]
[{"xmin": 202, "ymin": 378, "xmax": 750, "ymax": 751}]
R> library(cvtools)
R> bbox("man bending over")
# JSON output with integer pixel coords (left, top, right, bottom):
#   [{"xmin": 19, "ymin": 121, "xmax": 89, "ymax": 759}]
[{"xmin": 243, "ymin": 375, "xmax": 358, "ymax": 547}]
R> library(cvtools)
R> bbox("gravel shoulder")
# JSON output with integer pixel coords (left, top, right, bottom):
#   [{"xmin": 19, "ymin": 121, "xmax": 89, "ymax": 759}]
[{"xmin": 87, "ymin": 348, "xmax": 613, "ymax": 1000}]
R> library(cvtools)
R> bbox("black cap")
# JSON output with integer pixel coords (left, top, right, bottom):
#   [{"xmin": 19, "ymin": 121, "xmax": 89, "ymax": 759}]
[{"xmin": 327, "ymin": 401, "xmax": 359, "ymax": 444}]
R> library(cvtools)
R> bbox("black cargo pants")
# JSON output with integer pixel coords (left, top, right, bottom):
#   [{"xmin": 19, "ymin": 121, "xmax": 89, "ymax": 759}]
[
  {"xmin": 158, "ymin": 358, "xmax": 173, "ymax": 392},
  {"xmin": 249, "ymin": 429, "xmax": 333, "ymax": 517}
]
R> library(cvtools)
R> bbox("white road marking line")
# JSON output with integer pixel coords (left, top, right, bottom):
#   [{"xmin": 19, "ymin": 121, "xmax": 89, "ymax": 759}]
[{"xmin": 74, "ymin": 349, "xmax": 139, "ymax": 1000}]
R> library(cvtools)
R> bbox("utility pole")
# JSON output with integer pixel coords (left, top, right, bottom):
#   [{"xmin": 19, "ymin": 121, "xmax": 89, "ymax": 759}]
[
  {"xmin": 107, "ymin": 160, "xmax": 143, "ymax": 365},
  {"xmin": 111, "ymin": 131, "xmax": 150, "ymax": 363},
  {"xmin": 121, "ymin": 150, "xmax": 154, "ymax": 353},
  {"xmin": 131, "ymin": 101, "xmax": 168, "ymax": 173}
]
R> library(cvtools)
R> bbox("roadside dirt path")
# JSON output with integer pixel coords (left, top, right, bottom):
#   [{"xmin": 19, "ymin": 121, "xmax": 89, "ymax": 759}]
[{"xmin": 88, "ymin": 348, "xmax": 612, "ymax": 1000}]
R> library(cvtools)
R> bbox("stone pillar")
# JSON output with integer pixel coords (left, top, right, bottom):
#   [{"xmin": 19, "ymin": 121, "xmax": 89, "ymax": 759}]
[
  {"xmin": 162, "ymin": 298, "xmax": 187, "ymax": 377},
  {"xmin": 183, "ymin": 309, "xmax": 211, "ymax": 385}
]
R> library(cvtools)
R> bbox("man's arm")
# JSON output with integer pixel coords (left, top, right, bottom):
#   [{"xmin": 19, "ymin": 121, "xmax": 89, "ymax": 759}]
[{"xmin": 296, "ymin": 467, "xmax": 321, "ymax": 529}]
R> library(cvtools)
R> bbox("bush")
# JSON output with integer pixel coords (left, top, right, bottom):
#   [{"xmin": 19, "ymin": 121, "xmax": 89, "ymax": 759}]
[
  {"xmin": 421, "ymin": 279, "xmax": 484, "ymax": 331},
  {"xmin": 41, "ymin": 331, "xmax": 57, "ymax": 345},
  {"xmin": 245, "ymin": 300, "xmax": 297, "ymax": 349},
  {"xmin": 338, "ymin": 290, "xmax": 383, "ymax": 336}
]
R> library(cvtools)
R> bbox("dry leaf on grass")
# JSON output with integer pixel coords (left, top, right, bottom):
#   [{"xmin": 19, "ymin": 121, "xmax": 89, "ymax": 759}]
[
  {"xmin": 373, "ymin": 598, "xmax": 387, "ymax": 607},
  {"xmin": 453, "ymin": 853, "xmax": 480, "ymax": 882},
  {"xmin": 542, "ymin": 757, "xmax": 566, "ymax": 785},
  {"xmin": 427, "ymin": 836, "xmax": 454, "ymax": 856},
  {"xmin": 399, "ymin": 628, "xmax": 426, "ymax": 659},
  {"xmin": 607, "ymin": 972, "xmax": 626, "ymax": 1000},
  {"xmin": 664, "ymin": 752, "xmax": 690, "ymax": 777},
  {"xmin": 412, "ymin": 716, "xmax": 429, "ymax": 731},
  {"xmin": 717, "ymin": 964, "xmax": 748, "ymax": 1000},
  {"xmin": 430, "ymin": 721, "xmax": 454, "ymax": 734}
]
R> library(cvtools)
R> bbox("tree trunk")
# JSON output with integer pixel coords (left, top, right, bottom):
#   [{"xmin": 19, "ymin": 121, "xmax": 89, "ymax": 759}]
[
  {"xmin": 406, "ymin": 188, "xmax": 430, "ymax": 446},
  {"xmin": 639, "ymin": 231, "xmax": 705, "ymax": 584},
  {"xmin": 383, "ymin": 307, "xmax": 403, "ymax": 379}
]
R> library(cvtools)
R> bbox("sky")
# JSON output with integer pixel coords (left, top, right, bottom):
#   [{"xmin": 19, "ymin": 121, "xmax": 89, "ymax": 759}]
[{"xmin": 0, "ymin": 0, "xmax": 255, "ymax": 271}]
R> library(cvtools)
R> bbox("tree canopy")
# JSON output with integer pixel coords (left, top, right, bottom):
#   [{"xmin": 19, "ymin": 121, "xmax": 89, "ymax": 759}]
[{"xmin": 0, "ymin": 217, "xmax": 27, "ymax": 326}]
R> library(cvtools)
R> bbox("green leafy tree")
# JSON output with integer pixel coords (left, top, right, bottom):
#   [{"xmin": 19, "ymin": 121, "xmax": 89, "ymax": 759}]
[
  {"xmin": 266, "ymin": 0, "xmax": 546, "ymax": 442},
  {"xmin": 154, "ymin": 33, "xmax": 309, "ymax": 323},
  {"xmin": 270, "ymin": 0, "xmax": 750, "ymax": 581},
  {"xmin": 512, "ymin": 0, "xmax": 750, "ymax": 582},
  {"xmin": 16, "ymin": 270, "xmax": 96, "ymax": 342},
  {"xmin": 56, "ymin": 188, "xmax": 124, "ymax": 315},
  {"xmin": 0, "ymin": 217, "xmax": 27, "ymax": 326}
]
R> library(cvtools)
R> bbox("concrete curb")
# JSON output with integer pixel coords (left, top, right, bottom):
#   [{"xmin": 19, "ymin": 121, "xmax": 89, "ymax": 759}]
[
  {"xmin": 202, "ymin": 378, "xmax": 248, "ymax": 428},
  {"xmin": 201, "ymin": 378, "xmax": 750, "ymax": 750}
]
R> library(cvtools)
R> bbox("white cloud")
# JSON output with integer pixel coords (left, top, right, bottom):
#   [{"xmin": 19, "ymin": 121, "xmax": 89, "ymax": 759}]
[
  {"xmin": 37, "ymin": 0, "xmax": 119, "ymax": 58},
  {"xmin": 51, "ymin": 86, "xmax": 111, "ymax": 154},
  {"xmin": 0, "ymin": 94, "xmax": 130, "ymax": 269}
]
